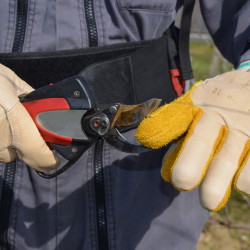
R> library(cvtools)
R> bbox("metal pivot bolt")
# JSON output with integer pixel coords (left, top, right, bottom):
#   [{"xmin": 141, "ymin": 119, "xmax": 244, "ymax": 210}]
[
  {"xmin": 109, "ymin": 105, "xmax": 118, "ymax": 114},
  {"xmin": 72, "ymin": 147, "xmax": 78, "ymax": 153},
  {"xmin": 90, "ymin": 113, "xmax": 110, "ymax": 136},
  {"xmin": 74, "ymin": 91, "xmax": 80, "ymax": 97}
]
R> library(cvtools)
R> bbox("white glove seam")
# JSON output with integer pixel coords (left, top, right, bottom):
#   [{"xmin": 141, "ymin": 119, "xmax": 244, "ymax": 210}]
[
  {"xmin": 0, "ymin": 98, "xmax": 19, "ymax": 150},
  {"xmin": 6, "ymin": 107, "xmax": 20, "ymax": 152},
  {"xmin": 12, "ymin": 108, "xmax": 20, "ymax": 151},
  {"xmin": 7, "ymin": 112, "xmax": 16, "ymax": 148},
  {"xmin": 0, "ymin": 95, "xmax": 16, "ymax": 111}
]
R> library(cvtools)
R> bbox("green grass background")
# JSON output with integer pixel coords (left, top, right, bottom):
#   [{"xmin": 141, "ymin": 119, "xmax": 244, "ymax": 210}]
[{"xmin": 190, "ymin": 41, "xmax": 232, "ymax": 80}]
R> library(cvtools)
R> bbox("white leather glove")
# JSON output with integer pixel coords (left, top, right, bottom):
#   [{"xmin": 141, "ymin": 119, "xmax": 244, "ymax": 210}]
[
  {"xmin": 136, "ymin": 70, "xmax": 250, "ymax": 211},
  {"xmin": 0, "ymin": 64, "xmax": 60, "ymax": 172}
]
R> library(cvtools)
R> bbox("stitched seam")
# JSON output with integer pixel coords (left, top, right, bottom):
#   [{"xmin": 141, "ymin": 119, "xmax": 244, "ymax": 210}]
[
  {"xmin": 22, "ymin": 0, "xmax": 30, "ymax": 51},
  {"xmin": 0, "ymin": 97, "xmax": 16, "ymax": 149},
  {"xmin": 4, "ymin": 1, "xmax": 12, "ymax": 51},
  {"xmin": 1, "ymin": 100, "xmax": 20, "ymax": 153},
  {"xmin": 0, "ymin": 96, "xmax": 12, "ymax": 110},
  {"xmin": 5, "ymin": 0, "xmax": 16, "ymax": 52},
  {"xmin": 25, "ymin": 0, "xmax": 36, "ymax": 52},
  {"xmin": 100, "ymin": 0, "xmax": 105, "ymax": 47},
  {"xmin": 4, "ymin": 1, "xmax": 12, "ymax": 52},
  {"xmin": 7, "ymin": 112, "xmax": 16, "ymax": 149},
  {"xmin": 11, "ymin": 108, "xmax": 20, "ymax": 151},
  {"xmin": 77, "ymin": 0, "xmax": 85, "ymax": 48},
  {"xmin": 116, "ymin": 0, "xmax": 173, "ymax": 13},
  {"xmin": 128, "ymin": 57, "xmax": 137, "ymax": 103},
  {"xmin": 97, "ymin": 0, "xmax": 105, "ymax": 46},
  {"xmin": 119, "ymin": 7, "xmax": 173, "ymax": 13}
]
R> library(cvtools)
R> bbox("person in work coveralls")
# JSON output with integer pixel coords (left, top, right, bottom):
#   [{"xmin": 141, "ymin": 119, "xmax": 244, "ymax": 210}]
[{"xmin": 0, "ymin": 0, "xmax": 250, "ymax": 249}]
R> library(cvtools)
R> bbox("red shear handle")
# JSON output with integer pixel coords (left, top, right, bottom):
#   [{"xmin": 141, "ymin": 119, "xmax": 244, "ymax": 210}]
[{"xmin": 23, "ymin": 98, "xmax": 72, "ymax": 146}]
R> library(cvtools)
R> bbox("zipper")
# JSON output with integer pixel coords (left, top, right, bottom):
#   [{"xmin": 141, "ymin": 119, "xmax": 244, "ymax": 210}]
[
  {"xmin": 84, "ymin": 0, "xmax": 98, "ymax": 47},
  {"xmin": 94, "ymin": 139, "xmax": 109, "ymax": 250},
  {"xmin": 0, "ymin": 1, "xmax": 28, "ymax": 248},
  {"xmin": 12, "ymin": 0, "xmax": 29, "ymax": 53},
  {"xmin": 83, "ymin": 1, "xmax": 109, "ymax": 249},
  {"xmin": 0, "ymin": 162, "xmax": 16, "ymax": 250}
]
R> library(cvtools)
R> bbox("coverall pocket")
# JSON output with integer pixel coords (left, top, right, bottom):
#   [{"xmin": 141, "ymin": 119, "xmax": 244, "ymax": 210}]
[{"xmin": 117, "ymin": 0, "xmax": 174, "ymax": 12}]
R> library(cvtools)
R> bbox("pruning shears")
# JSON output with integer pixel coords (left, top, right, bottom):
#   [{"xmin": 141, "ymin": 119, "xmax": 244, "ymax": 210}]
[{"xmin": 21, "ymin": 75, "xmax": 161, "ymax": 178}]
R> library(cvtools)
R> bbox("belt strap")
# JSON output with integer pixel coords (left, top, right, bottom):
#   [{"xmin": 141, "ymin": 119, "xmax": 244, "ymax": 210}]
[{"xmin": 0, "ymin": 36, "xmax": 177, "ymax": 106}]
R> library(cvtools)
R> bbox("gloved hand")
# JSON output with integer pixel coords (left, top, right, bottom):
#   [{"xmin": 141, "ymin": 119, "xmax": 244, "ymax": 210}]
[
  {"xmin": 136, "ymin": 70, "xmax": 250, "ymax": 211},
  {"xmin": 0, "ymin": 64, "xmax": 60, "ymax": 172}
]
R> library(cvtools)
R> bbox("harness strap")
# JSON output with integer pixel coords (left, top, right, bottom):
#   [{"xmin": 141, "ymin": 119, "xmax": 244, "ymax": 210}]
[{"xmin": 179, "ymin": 0, "xmax": 195, "ymax": 80}]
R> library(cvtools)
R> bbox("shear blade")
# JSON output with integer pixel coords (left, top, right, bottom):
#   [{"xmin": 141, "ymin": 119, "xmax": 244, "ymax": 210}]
[
  {"xmin": 105, "ymin": 129, "xmax": 150, "ymax": 153},
  {"xmin": 105, "ymin": 98, "xmax": 161, "ymax": 153},
  {"xmin": 111, "ymin": 98, "xmax": 161, "ymax": 129}
]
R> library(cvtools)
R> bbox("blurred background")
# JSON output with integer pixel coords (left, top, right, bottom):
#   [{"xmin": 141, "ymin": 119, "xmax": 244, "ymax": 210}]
[{"xmin": 178, "ymin": 2, "xmax": 250, "ymax": 250}]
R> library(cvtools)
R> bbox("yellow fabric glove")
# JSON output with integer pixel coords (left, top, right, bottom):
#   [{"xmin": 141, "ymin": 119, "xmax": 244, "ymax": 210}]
[{"xmin": 136, "ymin": 70, "xmax": 250, "ymax": 212}]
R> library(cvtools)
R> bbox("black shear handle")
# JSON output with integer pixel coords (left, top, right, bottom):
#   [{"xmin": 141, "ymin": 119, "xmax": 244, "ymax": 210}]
[{"xmin": 37, "ymin": 158, "xmax": 79, "ymax": 179}]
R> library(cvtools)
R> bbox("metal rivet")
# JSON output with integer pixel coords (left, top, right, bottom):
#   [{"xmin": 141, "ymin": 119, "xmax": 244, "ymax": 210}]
[
  {"xmin": 72, "ymin": 147, "xmax": 78, "ymax": 153},
  {"xmin": 74, "ymin": 91, "xmax": 80, "ymax": 97},
  {"xmin": 109, "ymin": 105, "xmax": 117, "ymax": 114}
]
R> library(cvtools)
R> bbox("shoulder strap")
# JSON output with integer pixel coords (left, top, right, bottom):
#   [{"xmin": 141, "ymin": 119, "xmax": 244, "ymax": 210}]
[{"xmin": 179, "ymin": 0, "xmax": 195, "ymax": 80}]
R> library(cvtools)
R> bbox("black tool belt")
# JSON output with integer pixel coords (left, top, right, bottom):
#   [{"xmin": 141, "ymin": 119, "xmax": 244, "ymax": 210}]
[{"xmin": 0, "ymin": 0, "xmax": 194, "ymax": 106}]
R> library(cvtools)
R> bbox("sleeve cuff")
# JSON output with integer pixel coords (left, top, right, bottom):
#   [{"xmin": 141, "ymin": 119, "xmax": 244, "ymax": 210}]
[
  {"xmin": 237, "ymin": 60, "xmax": 250, "ymax": 71},
  {"xmin": 237, "ymin": 49, "xmax": 250, "ymax": 70}
]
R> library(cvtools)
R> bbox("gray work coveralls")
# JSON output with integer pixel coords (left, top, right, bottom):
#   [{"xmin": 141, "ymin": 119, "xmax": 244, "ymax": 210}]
[{"xmin": 0, "ymin": 0, "xmax": 249, "ymax": 249}]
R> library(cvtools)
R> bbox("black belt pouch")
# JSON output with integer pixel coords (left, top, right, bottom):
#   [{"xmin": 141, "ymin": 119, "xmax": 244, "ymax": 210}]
[{"xmin": 0, "ymin": 29, "xmax": 184, "ymax": 106}]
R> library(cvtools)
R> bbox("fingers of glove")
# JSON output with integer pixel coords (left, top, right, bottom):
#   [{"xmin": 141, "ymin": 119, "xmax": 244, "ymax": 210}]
[
  {"xmin": 0, "ymin": 64, "xmax": 33, "ymax": 99},
  {"xmin": 0, "ymin": 106, "xmax": 17, "ymax": 162},
  {"xmin": 7, "ymin": 102, "xmax": 60, "ymax": 172},
  {"xmin": 136, "ymin": 91, "xmax": 201, "ymax": 149},
  {"xmin": 170, "ymin": 111, "xmax": 227, "ymax": 191},
  {"xmin": 0, "ymin": 148, "xmax": 17, "ymax": 163},
  {"xmin": 199, "ymin": 130, "xmax": 248, "ymax": 211},
  {"xmin": 234, "ymin": 140, "xmax": 250, "ymax": 195}
]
